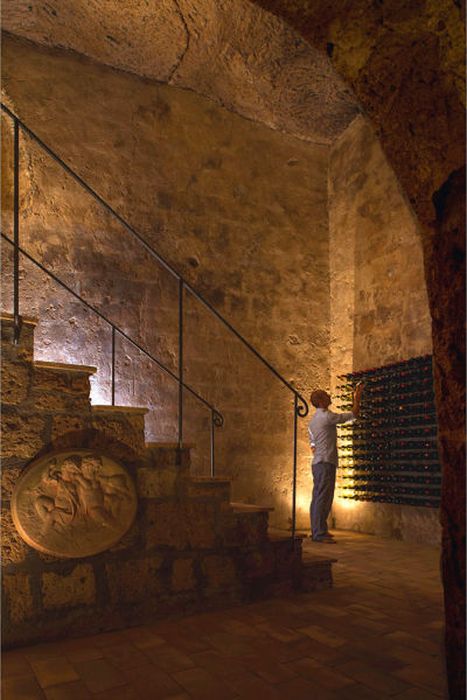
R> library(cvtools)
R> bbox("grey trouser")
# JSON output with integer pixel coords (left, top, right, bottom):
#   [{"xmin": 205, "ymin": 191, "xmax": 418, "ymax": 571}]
[{"xmin": 310, "ymin": 461, "xmax": 336, "ymax": 540}]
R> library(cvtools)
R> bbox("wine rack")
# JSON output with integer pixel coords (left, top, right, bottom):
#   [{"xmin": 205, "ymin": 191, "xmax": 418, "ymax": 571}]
[{"xmin": 336, "ymin": 354, "xmax": 441, "ymax": 508}]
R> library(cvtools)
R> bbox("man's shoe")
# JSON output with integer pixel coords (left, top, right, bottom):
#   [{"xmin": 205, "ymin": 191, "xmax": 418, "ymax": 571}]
[{"xmin": 312, "ymin": 537, "xmax": 337, "ymax": 543}]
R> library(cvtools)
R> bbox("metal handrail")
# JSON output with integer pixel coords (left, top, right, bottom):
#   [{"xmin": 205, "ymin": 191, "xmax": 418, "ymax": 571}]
[
  {"xmin": 1, "ymin": 102, "xmax": 309, "ymax": 540},
  {"xmin": 0, "ymin": 231, "xmax": 222, "ymax": 419}
]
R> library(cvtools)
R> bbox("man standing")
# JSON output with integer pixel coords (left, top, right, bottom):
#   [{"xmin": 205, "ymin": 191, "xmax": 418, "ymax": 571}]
[{"xmin": 308, "ymin": 383, "xmax": 364, "ymax": 542}]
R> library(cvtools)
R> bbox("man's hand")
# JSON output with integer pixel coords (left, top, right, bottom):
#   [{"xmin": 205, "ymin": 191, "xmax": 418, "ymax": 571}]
[
  {"xmin": 351, "ymin": 382, "xmax": 364, "ymax": 417},
  {"xmin": 354, "ymin": 382, "xmax": 364, "ymax": 399}
]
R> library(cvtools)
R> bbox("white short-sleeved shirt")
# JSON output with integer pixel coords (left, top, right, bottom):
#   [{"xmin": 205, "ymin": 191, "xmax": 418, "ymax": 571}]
[{"xmin": 308, "ymin": 408, "xmax": 355, "ymax": 467}]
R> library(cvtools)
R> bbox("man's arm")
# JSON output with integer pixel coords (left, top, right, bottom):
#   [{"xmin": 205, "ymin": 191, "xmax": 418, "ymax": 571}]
[
  {"xmin": 308, "ymin": 425, "xmax": 316, "ymax": 452},
  {"xmin": 351, "ymin": 382, "xmax": 364, "ymax": 417}
]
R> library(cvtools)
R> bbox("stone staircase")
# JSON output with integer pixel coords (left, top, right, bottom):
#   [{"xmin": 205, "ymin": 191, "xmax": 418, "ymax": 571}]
[{"xmin": 1, "ymin": 313, "xmax": 334, "ymax": 648}]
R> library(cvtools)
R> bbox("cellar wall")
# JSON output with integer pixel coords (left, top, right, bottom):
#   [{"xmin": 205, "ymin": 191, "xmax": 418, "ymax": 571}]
[
  {"xmin": 1, "ymin": 35, "xmax": 331, "ymax": 529},
  {"xmin": 328, "ymin": 116, "xmax": 439, "ymax": 545}
]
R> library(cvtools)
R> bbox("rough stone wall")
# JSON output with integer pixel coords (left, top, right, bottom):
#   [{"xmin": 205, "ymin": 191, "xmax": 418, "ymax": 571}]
[
  {"xmin": 1, "ymin": 1, "xmax": 359, "ymax": 145},
  {"xmin": 248, "ymin": 4, "xmax": 465, "ymax": 693},
  {"xmin": 2, "ymin": 315, "xmax": 322, "ymax": 648},
  {"xmin": 1, "ymin": 34, "xmax": 331, "ymax": 529},
  {"xmin": 328, "ymin": 115, "xmax": 437, "ymax": 545}
]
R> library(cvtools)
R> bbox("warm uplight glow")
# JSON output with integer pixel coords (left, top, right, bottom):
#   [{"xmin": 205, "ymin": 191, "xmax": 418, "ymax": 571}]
[
  {"xmin": 295, "ymin": 491, "xmax": 311, "ymax": 517},
  {"xmin": 90, "ymin": 376, "xmax": 111, "ymax": 405},
  {"xmin": 335, "ymin": 495, "xmax": 360, "ymax": 510}
]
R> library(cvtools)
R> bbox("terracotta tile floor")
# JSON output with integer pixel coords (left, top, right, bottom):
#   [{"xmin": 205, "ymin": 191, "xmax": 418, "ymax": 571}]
[{"xmin": 2, "ymin": 530, "xmax": 448, "ymax": 699}]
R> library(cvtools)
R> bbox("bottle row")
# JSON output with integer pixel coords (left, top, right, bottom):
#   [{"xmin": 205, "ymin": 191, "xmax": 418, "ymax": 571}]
[
  {"xmin": 338, "ymin": 494, "xmax": 440, "ymax": 508},
  {"xmin": 339, "ymin": 483, "xmax": 440, "ymax": 495},
  {"xmin": 336, "ymin": 367, "xmax": 433, "ymax": 389},
  {"xmin": 337, "ymin": 404, "xmax": 436, "ymax": 418},
  {"xmin": 336, "ymin": 376, "xmax": 433, "ymax": 394},
  {"xmin": 337, "ymin": 422, "xmax": 437, "ymax": 435},
  {"xmin": 337, "ymin": 355, "xmax": 432, "ymax": 382},
  {"xmin": 339, "ymin": 462, "xmax": 440, "ymax": 473},
  {"xmin": 337, "ymin": 391, "xmax": 434, "ymax": 407},
  {"xmin": 338, "ymin": 426, "xmax": 437, "ymax": 439},
  {"xmin": 338, "ymin": 440, "xmax": 437, "ymax": 451},
  {"xmin": 339, "ymin": 451, "xmax": 439, "ymax": 461},
  {"xmin": 340, "ymin": 474, "xmax": 441, "ymax": 485}
]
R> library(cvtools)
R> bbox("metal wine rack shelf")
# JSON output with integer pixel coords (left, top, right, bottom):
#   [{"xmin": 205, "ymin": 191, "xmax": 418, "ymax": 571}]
[{"xmin": 336, "ymin": 355, "xmax": 441, "ymax": 508}]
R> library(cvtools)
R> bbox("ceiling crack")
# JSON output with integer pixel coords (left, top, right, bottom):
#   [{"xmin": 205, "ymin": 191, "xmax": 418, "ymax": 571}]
[{"xmin": 167, "ymin": 0, "xmax": 191, "ymax": 84}]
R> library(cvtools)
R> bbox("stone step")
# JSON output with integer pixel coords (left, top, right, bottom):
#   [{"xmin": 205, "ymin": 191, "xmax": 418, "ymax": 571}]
[
  {"xmin": 144, "ymin": 442, "xmax": 191, "ymax": 471},
  {"xmin": 31, "ymin": 362, "xmax": 96, "ymax": 411},
  {"xmin": 221, "ymin": 502, "xmax": 274, "ymax": 547},
  {"xmin": 91, "ymin": 405, "xmax": 149, "ymax": 414},
  {"xmin": 91, "ymin": 405, "xmax": 149, "ymax": 455},
  {"xmin": 34, "ymin": 360, "xmax": 97, "ymax": 375},
  {"xmin": 146, "ymin": 441, "xmax": 196, "ymax": 449},
  {"xmin": 231, "ymin": 502, "xmax": 274, "ymax": 513},
  {"xmin": 301, "ymin": 554, "xmax": 336, "ymax": 592},
  {"xmin": 183, "ymin": 476, "xmax": 231, "ymax": 501}
]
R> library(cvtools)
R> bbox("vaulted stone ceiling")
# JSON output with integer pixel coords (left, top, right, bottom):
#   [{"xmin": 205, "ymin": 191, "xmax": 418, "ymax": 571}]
[{"xmin": 2, "ymin": 0, "xmax": 360, "ymax": 145}]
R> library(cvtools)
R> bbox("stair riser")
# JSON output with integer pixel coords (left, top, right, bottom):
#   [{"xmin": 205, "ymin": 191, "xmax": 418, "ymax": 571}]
[
  {"xmin": 181, "ymin": 481, "xmax": 231, "ymax": 502},
  {"xmin": 91, "ymin": 411, "xmax": 147, "ymax": 456}
]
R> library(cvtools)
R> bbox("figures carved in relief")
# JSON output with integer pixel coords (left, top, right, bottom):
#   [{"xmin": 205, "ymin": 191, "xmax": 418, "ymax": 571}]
[{"xmin": 12, "ymin": 450, "xmax": 137, "ymax": 558}]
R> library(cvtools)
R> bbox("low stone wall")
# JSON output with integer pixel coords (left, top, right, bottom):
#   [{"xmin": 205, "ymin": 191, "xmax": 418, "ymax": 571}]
[{"xmin": 1, "ymin": 315, "xmax": 328, "ymax": 648}]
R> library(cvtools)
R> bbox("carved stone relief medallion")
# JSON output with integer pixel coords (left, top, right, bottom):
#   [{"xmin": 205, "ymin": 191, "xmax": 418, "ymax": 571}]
[{"xmin": 11, "ymin": 449, "xmax": 137, "ymax": 558}]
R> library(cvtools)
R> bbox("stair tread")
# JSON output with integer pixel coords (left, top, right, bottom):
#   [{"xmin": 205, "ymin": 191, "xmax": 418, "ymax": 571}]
[
  {"xmin": 146, "ymin": 441, "xmax": 195, "ymax": 449},
  {"xmin": 2, "ymin": 312, "xmax": 38, "ymax": 326},
  {"xmin": 303, "ymin": 553, "xmax": 338, "ymax": 564},
  {"xmin": 92, "ymin": 404, "xmax": 148, "ymax": 414},
  {"xmin": 267, "ymin": 530, "xmax": 307, "ymax": 542},
  {"xmin": 34, "ymin": 360, "xmax": 97, "ymax": 374},
  {"xmin": 231, "ymin": 502, "xmax": 274, "ymax": 513},
  {"xmin": 190, "ymin": 476, "xmax": 231, "ymax": 483}
]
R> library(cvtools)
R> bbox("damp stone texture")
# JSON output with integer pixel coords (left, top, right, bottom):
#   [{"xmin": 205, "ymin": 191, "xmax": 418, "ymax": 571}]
[
  {"xmin": 328, "ymin": 115, "xmax": 438, "ymax": 545},
  {"xmin": 1, "ymin": 315, "xmax": 322, "ymax": 648},
  {"xmin": 1, "ymin": 34, "xmax": 331, "ymax": 530}
]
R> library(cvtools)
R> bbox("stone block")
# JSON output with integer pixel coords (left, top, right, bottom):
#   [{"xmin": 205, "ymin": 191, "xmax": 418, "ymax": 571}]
[
  {"xmin": 172, "ymin": 558, "xmax": 196, "ymax": 592},
  {"xmin": 1, "ymin": 316, "xmax": 35, "ymax": 363},
  {"xmin": 3, "ymin": 571, "xmax": 35, "ymax": 623},
  {"xmin": 1, "ymin": 362, "xmax": 31, "ymax": 405},
  {"xmin": 301, "ymin": 561, "xmax": 333, "ymax": 592},
  {"xmin": 201, "ymin": 555, "xmax": 237, "ymax": 590},
  {"xmin": 145, "ymin": 502, "xmax": 185, "ymax": 549},
  {"xmin": 30, "ymin": 389, "xmax": 90, "ymax": 413},
  {"xmin": 51, "ymin": 414, "xmax": 92, "ymax": 442},
  {"xmin": 33, "ymin": 366, "xmax": 91, "ymax": 395},
  {"xmin": 146, "ymin": 445, "xmax": 190, "ymax": 471},
  {"xmin": 1, "ymin": 412, "xmax": 46, "ymax": 460},
  {"xmin": 108, "ymin": 519, "xmax": 140, "ymax": 552},
  {"xmin": 145, "ymin": 501, "xmax": 217, "ymax": 550},
  {"xmin": 1, "ymin": 465, "xmax": 22, "ymax": 500},
  {"xmin": 41, "ymin": 564, "xmax": 96, "ymax": 609},
  {"xmin": 1, "ymin": 508, "xmax": 29, "ymax": 565},
  {"xmin": 241, "ymin": 549, "xmax": 275, "ymax": 580},
  {"xmin": 182, "ymin": 478, "xmax": 231, "ymax": 502},
  {"xmin": 106, "ymin": 556, "xmax": 164, "ymax": 604},
  {"xmin": 236, "ymin": 511, "xmax": 268, "ymax": 545},
  {"xmin": 92, "ymin": 412, "xmax": 146, "ymax": 455},
  {"xmin": 218, "ymin": 512, "xmax": 242, "ymax": 547},
  {"xmin": 273, "ymin": 539, "xmax": 302, "ymax": 577},
  {"xmin": 137, "ymin": 467, "xmax": 177, "ymax": 498},
  {"xmin": 31, "ymin": 388, "xmax": 90, "ymax": 413}
]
